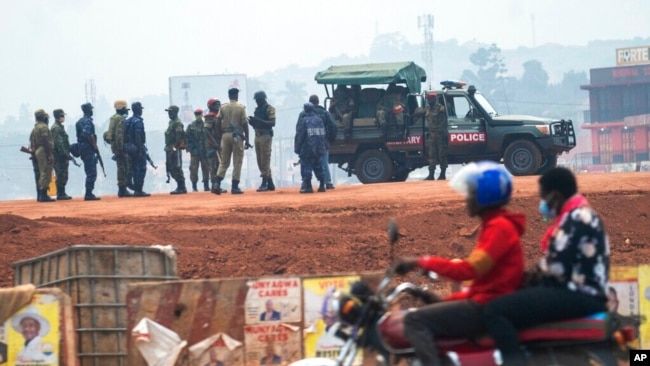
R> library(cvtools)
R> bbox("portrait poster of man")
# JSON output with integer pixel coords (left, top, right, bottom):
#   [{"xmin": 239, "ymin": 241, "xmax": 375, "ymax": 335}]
[
  {"xmin": 608, "ymin": 265, "xmax": 641, "ymax": 348},
  {"xmin": 243, "ymin": 323, "xmax": 300, "ymax": 366},
  {"xmin": 0, "ymin": 324, "xmax": 6, "ymax": 364},
  {"xmin": 244, "ymin": 277, "xmax": 302, "ymax": 324},
  {"xmin": 5, "ymin": 294, "xmax": 59, "ymax": 366},
  {"xmin": 302, "ymin": 276, "xmax": 361, "ymax": 364},
  {"xmin": 638, "ymin": 265, "xmax": 650, "ymax": 349}
]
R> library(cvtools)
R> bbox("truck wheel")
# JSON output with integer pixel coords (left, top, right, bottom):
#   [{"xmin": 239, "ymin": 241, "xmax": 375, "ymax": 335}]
[
  {"xmin": 536, "ymin": 155, "xmax": 558, "ymax": 175},
  {"xmin": 391, "ymin": 169, "xmax": 410, "ymax": 182},
  {"xmin": 503, "ymin": 140, "xmax": 542, "ymax": 176},
  {"xmin": 355, "ymin": 150, "xmax": 394, "ymax": 184}
]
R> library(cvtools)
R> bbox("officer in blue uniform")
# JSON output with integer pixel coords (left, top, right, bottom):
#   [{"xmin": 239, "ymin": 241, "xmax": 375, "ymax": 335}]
[
  {"xmin": 75, "ymin": 103, "xmax": 101, "ymax": 200},
  {"xmin": 126, "ymin": 102, "xmax": 151, "ymax": 197}
]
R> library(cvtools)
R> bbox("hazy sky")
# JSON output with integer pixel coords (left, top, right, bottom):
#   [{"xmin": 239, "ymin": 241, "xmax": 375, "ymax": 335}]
[{"xmin": 1, "ymin": 0, "xmax": 649, "ymax": 122}]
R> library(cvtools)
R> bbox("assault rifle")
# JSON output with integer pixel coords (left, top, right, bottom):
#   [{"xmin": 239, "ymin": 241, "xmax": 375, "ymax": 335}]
[
  {"xmin": 20, "ymin": 146, "xmax": 34, "ymax": 157},
  {"xmin": 96, "ymin": 149, "xmax": 106, "ymax": 177},
  {"xmin": 20, "ymin": 146, "xmax": 80, "ymax": 167},
  {"xmin": 230, "ymin": 122, "xmax": 253, "ymax": 149},
  {"xmin": 145, "ymin": 153, "xmax": 158, "ymax": 169},
  {"xmin": 165, "ymin": 148, "xmax": 182, "ymax": 183}
]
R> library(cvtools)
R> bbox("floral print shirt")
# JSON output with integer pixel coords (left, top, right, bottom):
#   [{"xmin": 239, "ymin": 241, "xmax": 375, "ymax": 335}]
[{"xmin": 540, "ymin": 206, "xmax": 609, "ymax": 298}]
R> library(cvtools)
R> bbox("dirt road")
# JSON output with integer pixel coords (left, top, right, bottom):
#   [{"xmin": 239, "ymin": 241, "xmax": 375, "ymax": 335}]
[{"xmin": 1, "ymin": 172, "xmax": 649, "ymax": 288}]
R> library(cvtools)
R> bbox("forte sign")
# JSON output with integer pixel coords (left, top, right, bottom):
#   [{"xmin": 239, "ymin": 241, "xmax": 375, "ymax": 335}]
[{"xmin": 616, "ymin": 46, "xmax": 650, "ymax": 66}]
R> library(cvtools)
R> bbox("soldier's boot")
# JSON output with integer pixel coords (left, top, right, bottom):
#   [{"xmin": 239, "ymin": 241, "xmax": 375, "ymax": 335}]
[
  {"xmin": 203, "ymin": 180, "xmax": 210, "ymax": 192},
  {"xmin": 437, "ymin": 169, "xmax": 447, "ymax": 181},
  {"xmin": 191, "ymin": 181, "xmax": 198, "ymax": 192},
  {"xmin": 36, "ymin": 188, "xmax": 41, "ymax": 202},
  {"xmin": 171, "ymin": 180, "xmax": 187, "ymax": 195},
  {"xmin": 231, "ymin": 180, "xmax": 243, "ymax": 194},
  {"xmin": 39, "ymin": 189, "xmax": 55, "ymax": 202},
  {"xmin": 317, "ymin": 180, "xmax": 326, "ymax": 193},
  {"xmin": 299, "ymin": 180, "xmax": 313, "ymax": 194},
  {"xmin": 425, "ymin": 167, "xmax": 435, "ymax": 181},
  {"xmin": 56, "ymin": 186, "xmax": 72, "ymax": 200},
  {"xmin": 133, "ymin": 185, "xmax": 151, "ymax": 197},
  {"xmin": 211, "ymin": 177, "xmax": 223, "ymax": 195},
  {"xmin": 266, "ymin": 177, "xmax": 276, "ymax": 191},
  {"xmin": 118, "ymin": 185, "xmax": 134, "ymax": 198},
  {"xmin": 256, "ymin": 178, "xmax": 269, "ymax": 192},
  {"xmin": 84, "ymin": 188, "xmax": 100, "ymax": 201}
]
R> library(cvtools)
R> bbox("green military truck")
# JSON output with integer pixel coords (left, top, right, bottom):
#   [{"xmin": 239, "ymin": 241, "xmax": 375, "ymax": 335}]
[{"xmin": 315, "ymin": 61, "xmax": 577, "ymax": 183}]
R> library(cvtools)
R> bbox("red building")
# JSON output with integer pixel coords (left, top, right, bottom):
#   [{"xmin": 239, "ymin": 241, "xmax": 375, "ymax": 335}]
[{"xmin": 580, "ymin": 49, "xmax": 650, "ymax": 165}]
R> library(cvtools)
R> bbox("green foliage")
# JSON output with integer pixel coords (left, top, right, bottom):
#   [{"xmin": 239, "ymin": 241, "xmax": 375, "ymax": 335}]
[{"xmin": 461, "ymin": 43, "xmax": 588, "ymax": 119}]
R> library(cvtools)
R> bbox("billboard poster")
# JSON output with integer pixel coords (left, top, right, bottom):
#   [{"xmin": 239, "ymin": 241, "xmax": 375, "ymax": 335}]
[
  {"xmin": 638, "ymin": 265, "xmax": 650, "ymax": 349},
  {"xmin": 244, "ymin": 323, "xmax": 300, "ymax": 366},
  {"xmin": 0, "ymin": 323, "xmax": 6, "ymax": 364},
  {"xmin": 169, "ymin": 74, "xmax": 248, "ymax": 124},
  {"xmin": 616, "ymin": 46, "xmax": 650, "ymax": 66},
  {"xmin": 302, "ymin": 276, "xmax": 361, "ymax": 364},
  {"xmin": 189, "ymin": 332, "xmax": 245, "ymax": 366},
  {"xmin": 245, "ymin": 277, "xmax": 302, "ymax": 325},
  {"xmin": 608, "ymin": 266, "xmax": 640, "ymax": 348},
  {"xmin": 4, "ymin": 294, "xmax": 60, "ymax": 365}
]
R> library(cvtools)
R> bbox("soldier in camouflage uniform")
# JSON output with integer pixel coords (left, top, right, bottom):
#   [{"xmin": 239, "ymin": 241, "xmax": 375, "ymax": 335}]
[
  {"xmin": 30, "ymin": 109, "xmax": 55, "ymax": 202},
  {"xmin": 164, "ymin": 105, "xmax": 187, "ymax": 194},
  {"xmin": 107, "ymin": 99, "xmax": 133, "ymax": 197},
  {"xmin": 186, "ymin": 108, "xmax": 210, "ymax": 192},
  {"xmin": 50, "ymin": 109, "xmax": 72, "ymax": 200},
  {"xmin": 204, "ymin": 98, "xmax": 226, "ymax": 193},
  {"xmin": 376, "ymin": 83, "xmax": 406, "ymax": 136},
  {"xmin": 414, "ymin": 92, "xmax": 449, "ymax": 180},
  {"xmin": 248, "ymin": 90, "xmax": 276, "ymax": 192},
  {"xmin": 328, "ymin": 84, "xmax": 355, "ymax": 139},
  {"xmin": 213, "ymin": 87, "xmax": 249, "ymax": 195}
]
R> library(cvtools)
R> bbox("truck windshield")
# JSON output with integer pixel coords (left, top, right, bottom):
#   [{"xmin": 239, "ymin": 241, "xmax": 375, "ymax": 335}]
[{"xmin": 474, "ymin": 93, "xmax": 499, "ymax": 117}]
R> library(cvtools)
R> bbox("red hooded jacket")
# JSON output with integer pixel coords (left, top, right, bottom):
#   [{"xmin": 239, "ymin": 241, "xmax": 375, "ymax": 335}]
[{"xmin": 417, "ymin": 208, "xmax": 526, "ymax": 305}]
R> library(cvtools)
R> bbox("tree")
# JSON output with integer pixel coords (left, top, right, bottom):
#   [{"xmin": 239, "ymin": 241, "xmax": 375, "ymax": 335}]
[
  {"xmin": 369, "ymin": 32, "xmax": 410, "ymax": 61},
  {"xmin": 277, "ymin": 80, "xmax": 308, "ymax": 111},
  {"xmin": 520, "ymin": 60, "xmax": 549, "ymax": 93},
  {"xmin": 276, "ymin": 80, "xmax": 309, "ymax": 137},
  {"xmin": 247, "ymin": 78, "xmax": 269, "ymax": 101},
  {"xmin": 460, "ymin": 44, "xmax": 510, "ymax": 113},
  {"xmin": 460, "ymin": 44, "xmax": 507, "ymax": 92}
]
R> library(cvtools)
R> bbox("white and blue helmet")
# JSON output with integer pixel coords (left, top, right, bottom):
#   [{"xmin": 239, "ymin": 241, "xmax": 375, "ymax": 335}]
[{"xmin": 449, "ymin": 161, "xmax": 513, "ymax": 208}]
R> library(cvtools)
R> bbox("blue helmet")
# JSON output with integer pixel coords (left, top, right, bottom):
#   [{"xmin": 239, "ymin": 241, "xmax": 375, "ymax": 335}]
[
  {"xmin": 303, "ymin": 102, "xmax": 314, "ymax": 113},
  {"xmin": 449, "ymin": 161, "xmax": 512, "ymax": 208}
]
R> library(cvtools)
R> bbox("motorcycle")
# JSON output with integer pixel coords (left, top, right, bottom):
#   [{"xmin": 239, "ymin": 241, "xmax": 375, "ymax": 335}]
[{"xmin": 290, "ymin": 220, "xmax": 635, "ymax": 366}]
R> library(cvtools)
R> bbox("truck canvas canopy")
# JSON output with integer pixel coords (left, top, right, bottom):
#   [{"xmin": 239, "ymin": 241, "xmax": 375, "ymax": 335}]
[{"xmin": 314, "ymin": 61, "xmax": 427, "ymax": 93}]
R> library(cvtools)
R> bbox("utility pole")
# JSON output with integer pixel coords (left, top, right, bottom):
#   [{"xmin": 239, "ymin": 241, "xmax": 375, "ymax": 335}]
[
  {"xmin": 418, "ymin": 14, "xmax": 434, "ymax": 89},
  {"xmin": 85, "ymin": 79, "xmax": 96, "ymax": 105},
  {"xmin": 531, "ymin": 13, "xmax": 536, "ymax": 48}
]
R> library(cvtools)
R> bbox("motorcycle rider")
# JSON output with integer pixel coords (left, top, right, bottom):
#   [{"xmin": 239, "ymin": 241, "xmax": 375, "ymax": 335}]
[
  {"xmin": 482, "ymin": 167, "xmax": 609, "ymax": 365},
  {"xmin": 393, "ymin": 161, "xmax": 525, "ymax": 366}
]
